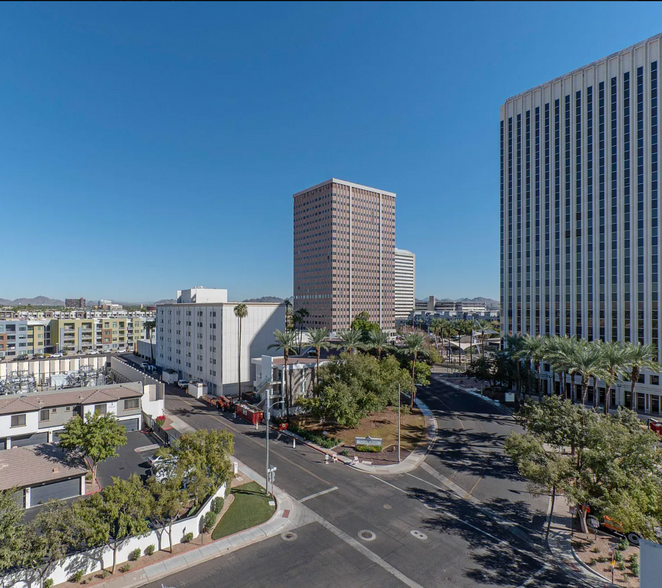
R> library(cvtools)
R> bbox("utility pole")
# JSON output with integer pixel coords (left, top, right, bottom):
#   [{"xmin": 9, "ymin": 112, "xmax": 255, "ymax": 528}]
[
  {"xmin": 398, "ymin": 384, "xmax": 401, "ymax": 463},
  {"xmin": 265, "ymin": 386, "xmax": 270, "ymax": 495}
]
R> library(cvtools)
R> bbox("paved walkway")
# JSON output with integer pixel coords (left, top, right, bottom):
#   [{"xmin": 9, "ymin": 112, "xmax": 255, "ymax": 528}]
[{"xmin": 88, "ymin": 408, "xmax": 312, "ymax": 588}]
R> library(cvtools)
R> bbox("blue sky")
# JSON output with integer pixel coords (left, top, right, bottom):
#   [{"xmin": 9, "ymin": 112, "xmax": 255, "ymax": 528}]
[{"xmin": 1, "ymin": 2, "xmax": 661, "ymax": 303}]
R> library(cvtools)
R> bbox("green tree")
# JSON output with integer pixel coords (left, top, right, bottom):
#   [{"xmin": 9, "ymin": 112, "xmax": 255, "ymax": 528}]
[
  {"xmin": 350, "ymin": 311, "xmax": 381, "ymax": 335},
  {"xmin": 565, "ymin": 339, "xmax": 607, "ymax": 406},
  {"xmin": 233, "ymin": 304, "xmax": 248, "ymax": 398},
  {"xmin": 292, "ymin": 307, "xmax": 310, "ymax": 352},
  {"xmin": 402, "ymin": 333, "xmax": 426, "ymax": 408},
  {"xmin": 336, "ymin": 329, "xmax": 364, "ymax": 354},
  {"xmin": 268, "ymin": 329, "xmax": 298, "ymax": 418},
  {"xmin": 0, "ymin": 488, "xmax": 25, "ymax": 575},
  {"xmin": 23, "ymin": 501, "xmax": 87, "ymax": 588},
  {"xmin": 365, "ymin": 330, "xmax": 392, "ymax": 360},
  {"xmin": 514, "ymin": 335, "xmax": 548, "ymax": 401},
  {"xmin": 408, "ymin": 360, "xmax": 431, "ymax": 386},
  {"xmin": 76, "ymin": 474, "xmax": 153, "ymax": 573},
  {"xmin": 146, "ymin": 476, "xmax": 188, "ymax": 553},
  {"xmin": 58, "ymin": 411, "xmax": 127, "ymax": 479},
  {"xmin": 623, "ymin": 342, "xmax": 660, "ymax": 405},
  {"xmin": 306, "ymin": 327, "xmax": 330, "ymax": 387},
  {"xmin": 600, "ymin": 341, "xmax": 629, "ymax": 415}
]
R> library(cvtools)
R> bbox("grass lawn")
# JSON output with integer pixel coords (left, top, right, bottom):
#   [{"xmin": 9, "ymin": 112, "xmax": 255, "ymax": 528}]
[
  {"xmin": 211, "ymin": 482, "xmax": 276, "ymax": 540},
  {"xmin": 299, "ymin": 406, "xmax": 426, "ymax": 451}
]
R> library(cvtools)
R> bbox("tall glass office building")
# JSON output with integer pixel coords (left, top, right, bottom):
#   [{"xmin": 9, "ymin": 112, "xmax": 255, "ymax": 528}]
[{"xmin": 500, "ymin": 34, "xmax": 662, "ymax": 412}]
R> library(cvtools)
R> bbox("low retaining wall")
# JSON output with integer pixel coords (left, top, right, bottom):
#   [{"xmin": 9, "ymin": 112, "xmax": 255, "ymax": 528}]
[{"xmin": 3, "ymin": 482, "xmax": 226, "ymax": 588}]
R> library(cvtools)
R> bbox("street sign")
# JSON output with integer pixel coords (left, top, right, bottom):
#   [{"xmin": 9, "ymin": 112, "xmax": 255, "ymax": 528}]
[
  {"xmin": 505, "ymin": 392, "xmax": 515, "ymax": 403},
  {"xmin": 588, "ymin": 515, "xmax": 600, "ymax": 529},
  {"xmin": 355, "ymin": 435, "xmax": 382, "ymax": 447}
]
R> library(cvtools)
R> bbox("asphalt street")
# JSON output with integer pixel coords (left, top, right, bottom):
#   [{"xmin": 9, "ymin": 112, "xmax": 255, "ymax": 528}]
[{"xmin": 146, "ymin": 375, "xmax": 595, "ymax": 588}]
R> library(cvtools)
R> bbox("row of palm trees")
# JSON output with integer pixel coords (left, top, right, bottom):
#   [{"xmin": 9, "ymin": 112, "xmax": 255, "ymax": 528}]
[
  {"xmin": 268, "ymin": 326, "xmax": 428, "ymax": 415},
  {"xmin": 506, "ymin": 334, "xmax": 659, "ymax": 414},
  {"xmin": 428, "ymin": 318, "xmax": 498, "ymax": 363}
]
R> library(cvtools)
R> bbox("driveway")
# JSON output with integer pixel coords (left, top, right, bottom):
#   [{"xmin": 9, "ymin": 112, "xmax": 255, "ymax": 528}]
[{"xmin": 96, "ymin": 430, "xmax": 163, "ymax": 489}]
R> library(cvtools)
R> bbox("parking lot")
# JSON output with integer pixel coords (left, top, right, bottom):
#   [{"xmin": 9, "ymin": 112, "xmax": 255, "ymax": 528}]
[{"xmin": 96, "ymin": 429, "xmax": 163, "ymax": 488}]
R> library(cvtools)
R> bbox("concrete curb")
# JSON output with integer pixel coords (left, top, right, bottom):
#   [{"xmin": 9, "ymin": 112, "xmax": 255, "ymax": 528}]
[{"xmin": 278, "ymin": 399, "xmax": 438, "ymax": 475}]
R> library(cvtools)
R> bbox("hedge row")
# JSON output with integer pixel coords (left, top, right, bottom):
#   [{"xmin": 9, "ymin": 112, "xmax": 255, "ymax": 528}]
[{"xmin": 286, "ymin": 423, "xmax": 339, "ymax": 449}]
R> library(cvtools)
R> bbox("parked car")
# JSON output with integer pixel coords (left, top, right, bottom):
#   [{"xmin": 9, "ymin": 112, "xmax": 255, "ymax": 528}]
[
  {"xmin": 50, "ymin": 353, "xmax": 63, "ymax": 358},
  {"xmin": 177, "ymin": 380, "xmax": 189, "ymax": 389}
]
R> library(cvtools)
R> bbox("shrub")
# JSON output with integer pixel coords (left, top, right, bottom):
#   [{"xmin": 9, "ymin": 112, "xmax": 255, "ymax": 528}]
[
  {"xmin": 614, "ymin": 550, "xmax": 623, "ymax": 562},
  {"xmin": 144, "ymin": 544, "xmax": 155, "ymax": 556},
  {"xmin": 44, "ymin": 580, "xmax": 54, "ymax": 588},
  {"xmin": 182, "ymin": 532, "xmax": 194, "ymax": 543},
  {"xmin": 70, "ymin": 570, "xmax": 85, "ymax": 583},
  {"xmin": 286, "ymin": 424, "xmax": 340, "ymax": 449},
  {"xmin": 210, "ymin": 497, "xmax": 224, "ymax": 514},
  {"xmin": 591, "ymin": 546, "xmax": 600, "ymax": 553},
  {"xmin": 617, "ymin": 538, "xmax": 629, "ymax": 551},
  {"xmin": 355, "ymin": 445, "xmax": 381, "ymax": 453},
  {"xmin": 631, "ymin": 561, "xmax": 640, "ymax": 577},
  {"xmin": 588, "ymin": 558, "xmax": 597, "ymax": 565},
  {"xmin": 597, "ymin": 556, "xmax": 607, "ymax": 563},
  {"xmin": 129, "ymin": 548, "xmax": 141, "ymax": 561},
  {"xmin": 203, "ymin": 511, "xmax": 217, "ymax": 533},
  {"xmin": 120, "ymin": 564, "xmax": 131, "ymax": 573},
  {"xmin": 617, "ymin": 562, "xmax": 626, "ymax": 571},
  {"xmin": 100, "ymin": 570, "xmax": 110, "ymax": 579},
  {"xmin": 629, "ymin": 553, "xmax": 639, "ymax": 564}
]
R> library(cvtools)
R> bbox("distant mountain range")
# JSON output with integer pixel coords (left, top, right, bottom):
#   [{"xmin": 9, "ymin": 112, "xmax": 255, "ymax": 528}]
[
  {"xmin": 242, "ymin": 296, "xmax": 285, "ymax": 303},
  {"xmin": 417, "ymin": 296, "xmax": 500, "ymax": 308},
  {"xmin": 0, "ymin": 296, "xmax": 65, "ymax": 306}
]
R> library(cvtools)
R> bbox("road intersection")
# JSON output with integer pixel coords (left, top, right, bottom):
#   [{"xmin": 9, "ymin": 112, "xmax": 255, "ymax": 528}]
[{"xmin": 144, "ymin": 374, "xmax": 600, "ymax": 588}]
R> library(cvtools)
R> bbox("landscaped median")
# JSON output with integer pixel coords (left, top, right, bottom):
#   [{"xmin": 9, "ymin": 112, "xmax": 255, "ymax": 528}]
[{"xmin": 212, "ymin": 482, "xmax": 276, "ymax": 540}]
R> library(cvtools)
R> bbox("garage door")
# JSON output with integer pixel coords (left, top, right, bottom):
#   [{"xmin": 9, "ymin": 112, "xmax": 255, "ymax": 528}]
[
  {"xmin": 12, "ymin": 433, "xmax": 48, "ymax": 448},
  {"xmin": 120, "ymin": 418, "xmax": 140, "ymax": 432},
  {"xmin": 30, "ymin": 478, "xmax": 80, "ymax": 506}
]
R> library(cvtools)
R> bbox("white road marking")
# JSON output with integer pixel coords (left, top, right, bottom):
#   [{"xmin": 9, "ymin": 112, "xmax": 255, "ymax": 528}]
[
  {"xmin": 299, "ymin": 486, "xmax": 339, "ymax": 503},
  {"xmin": 370, "ymin": 475, "xmax": 409, "ymax": 494},
  {"xmin": 516, "ymin": 564, "xmax": 549, "ymax": 587}
]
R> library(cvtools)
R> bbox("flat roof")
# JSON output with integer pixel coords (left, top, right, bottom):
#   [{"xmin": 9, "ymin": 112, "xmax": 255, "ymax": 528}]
[
  {"xmin": 293, "ymin": 178, "xmax": 396, "ymax": 198},
  {"xmin": 0, "ymin": 445, "xmax": 87, "ymax": 491},
  {"xmin": 504, "ymin": 32, "xmax": 662, "ymax": 103},
  {"xmin": 0, "ymin": 382, "xmax": 143, "ymax": 416},
  {"xmin": 156, "ymin": 301, "xmax": 285, "ymax": 308}
]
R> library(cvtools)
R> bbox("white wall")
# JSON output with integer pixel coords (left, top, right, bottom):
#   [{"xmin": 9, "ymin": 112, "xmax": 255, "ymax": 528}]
[{"xmin": 2, "ymin": 482, "xmax": 226, "ymax": 588}]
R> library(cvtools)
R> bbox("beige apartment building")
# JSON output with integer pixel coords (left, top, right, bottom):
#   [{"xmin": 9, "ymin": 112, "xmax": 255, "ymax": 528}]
[{"xmin": 293, "ymin": 178, "xmax": 396, "ymax": 331}]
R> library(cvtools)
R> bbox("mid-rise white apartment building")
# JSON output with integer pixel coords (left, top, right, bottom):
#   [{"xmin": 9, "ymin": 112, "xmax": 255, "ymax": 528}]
[
  {"xmin": 501, "ymin": 33, "xmax": 662, "ymax": 413},
  {"xmin": 156, "ymin": 288, "xmax": 286, "ymax": 396},
  {"xmin": 394, "ymin": 248, "xmax": 416, "ymax": 320}
]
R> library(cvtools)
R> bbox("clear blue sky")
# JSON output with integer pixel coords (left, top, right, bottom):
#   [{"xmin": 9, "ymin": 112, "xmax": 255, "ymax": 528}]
[{"xmin": 1, "ymin": 2, "xmax": 661, "ymax": 303}]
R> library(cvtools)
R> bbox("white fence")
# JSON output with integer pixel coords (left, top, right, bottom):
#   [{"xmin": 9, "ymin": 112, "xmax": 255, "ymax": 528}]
[{"xmin": 2, "ymin": 481, "xmax": 226, "ymax": 588}]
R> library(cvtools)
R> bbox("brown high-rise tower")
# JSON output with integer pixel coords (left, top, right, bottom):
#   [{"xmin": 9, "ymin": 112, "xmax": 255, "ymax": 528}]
[{"xmin": 293, "ymin": 179, "xmax": 395, "ymax": 332}]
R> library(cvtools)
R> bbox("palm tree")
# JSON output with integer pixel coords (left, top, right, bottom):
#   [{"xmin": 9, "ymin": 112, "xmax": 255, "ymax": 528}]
[
  {"xmin": 623, "ymin": 343, "xmax": 660, "ymax": 409},
  {"xmin": 403, "ymin": 332, "xmax": 426, "ymax": 408},
  {"xmin": 504, "ymin": 334, "xmax": 524, "ymax": 396},
  {"xmin": 366, "ymin": 330, "xmax": 391, "ymax": 359},
  {"xmin": 544, "ymin": 336, "xmax": 575, "ymax": 400},
  {"xmin": 144, "ymin": 319, "xmax": 156, "ymax": 364},
  {"xmin": 268, "ymin": 329, "xmax": 297, "ymax": 419},
  {"xmin": 514, "ymin": 335, "xmax": 548, "ymax": 401},
  {"xmin": 233, "ymin": 304, "xmax": 248, "ymax": 398},
  {"xmin": 336, "ymin": 329, "xmax": 363, "ymax": 354},
  {"xmin": 599, "ymin": 341, "xmax": 628, "ymax": 415},
  {"xmin": 563, "ymin": 339, "xmax": 606, "ymax": 406},
  {"xmin": 475, "ymin": 319, "xmax": 493, "ymax": 357},
  {"xmin": 293, "ymin": 307, "xmax": 310, "ymax": 352},
  {"xmin": 306, "ymin": 328, "xmax": 330, "ymax": 387}
]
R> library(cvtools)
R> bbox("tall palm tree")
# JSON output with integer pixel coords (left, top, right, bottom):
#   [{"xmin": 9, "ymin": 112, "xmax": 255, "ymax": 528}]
[
  {"xmin": 514, "ymin": 335, "xmax": 548, "ymax": 401},
  {"xmin": 233, "ymin": 304, "xmax": 248, "ymax": 398},
  {"xmin": 623, "ymin": 343, "xmax": 660, "ymax": 409},
  {"xmin": 544, "ymin": 336, "xmax": 575, "ymax": 400},
  {"xmin": 599, "ymin": 340, "xmax": 629, "ymax": 415},
  {"xmin": 366, "ymin": 330, "xmax": 391, "ymax": 360},
  {"xmin": 505, "ymin": 334, "xmax": 524, "ymax": 396},
  {"xmin": 306, "ymin": 327, "xmax": 330, "ymax": 387},
  {"xmin": 476, "ymin": 319, "xmax": 493, "ymax": 357},
  {"xmin": 403, "ymin": 332, "xmax": 426, "ymax": 408},
  {"xmin": 293, "ymin": 307, "xmax": 310, "ymax": 352},
  {"xmin": 563, "ymin": 339, "xmax": 606, "ymax": 406},
  {"xmin": 336, "ymin": 329, "xmax": 363, "ymax": 354},
  {"xmin": 268, "ymin": 329, "xmax": 297, "ymax": 419}
]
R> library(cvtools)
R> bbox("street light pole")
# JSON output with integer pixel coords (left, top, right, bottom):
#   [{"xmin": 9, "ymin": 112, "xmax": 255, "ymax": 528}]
[
  {"xmin": 398, "ymin": 384, "xmax": 401, "ymax": 463},
  {"xmin": 265, "ymin": 386, "xmax": 270, "ymax": 495}
]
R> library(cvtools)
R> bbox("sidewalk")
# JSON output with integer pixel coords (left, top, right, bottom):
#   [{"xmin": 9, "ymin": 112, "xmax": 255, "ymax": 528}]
[
  {"xmin": 86, "ymin": 409, "xmax": 312, "ymax": 588},
  {"xmin": 277, "ymin": 398, "xmax": 438, "ymax": 475}
]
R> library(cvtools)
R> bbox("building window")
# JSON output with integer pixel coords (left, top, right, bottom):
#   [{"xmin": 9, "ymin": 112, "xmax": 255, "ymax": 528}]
[
  {"xmin": 11, "ymin": 414, "xmax": 26, "ymax": 427},
  {"xmin": 95, "ymin": 404, "xmax": 107, "ymax": 415},
  {"xmin": 40, "ymin": 409, "xmax": 50, "ymax": 421},
  {"xmin": 124, "ymin": 398, "xmax": 139, "ymax": 410}
]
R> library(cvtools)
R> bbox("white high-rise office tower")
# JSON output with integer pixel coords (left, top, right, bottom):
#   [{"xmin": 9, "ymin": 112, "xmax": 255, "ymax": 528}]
[
  {"xmin": 500, "ymin": 34, "xmax": 662, "ymax": 412},
  {"xmin": 394, "ymin": 248, "xmax": 416, "ymax": 320}
]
